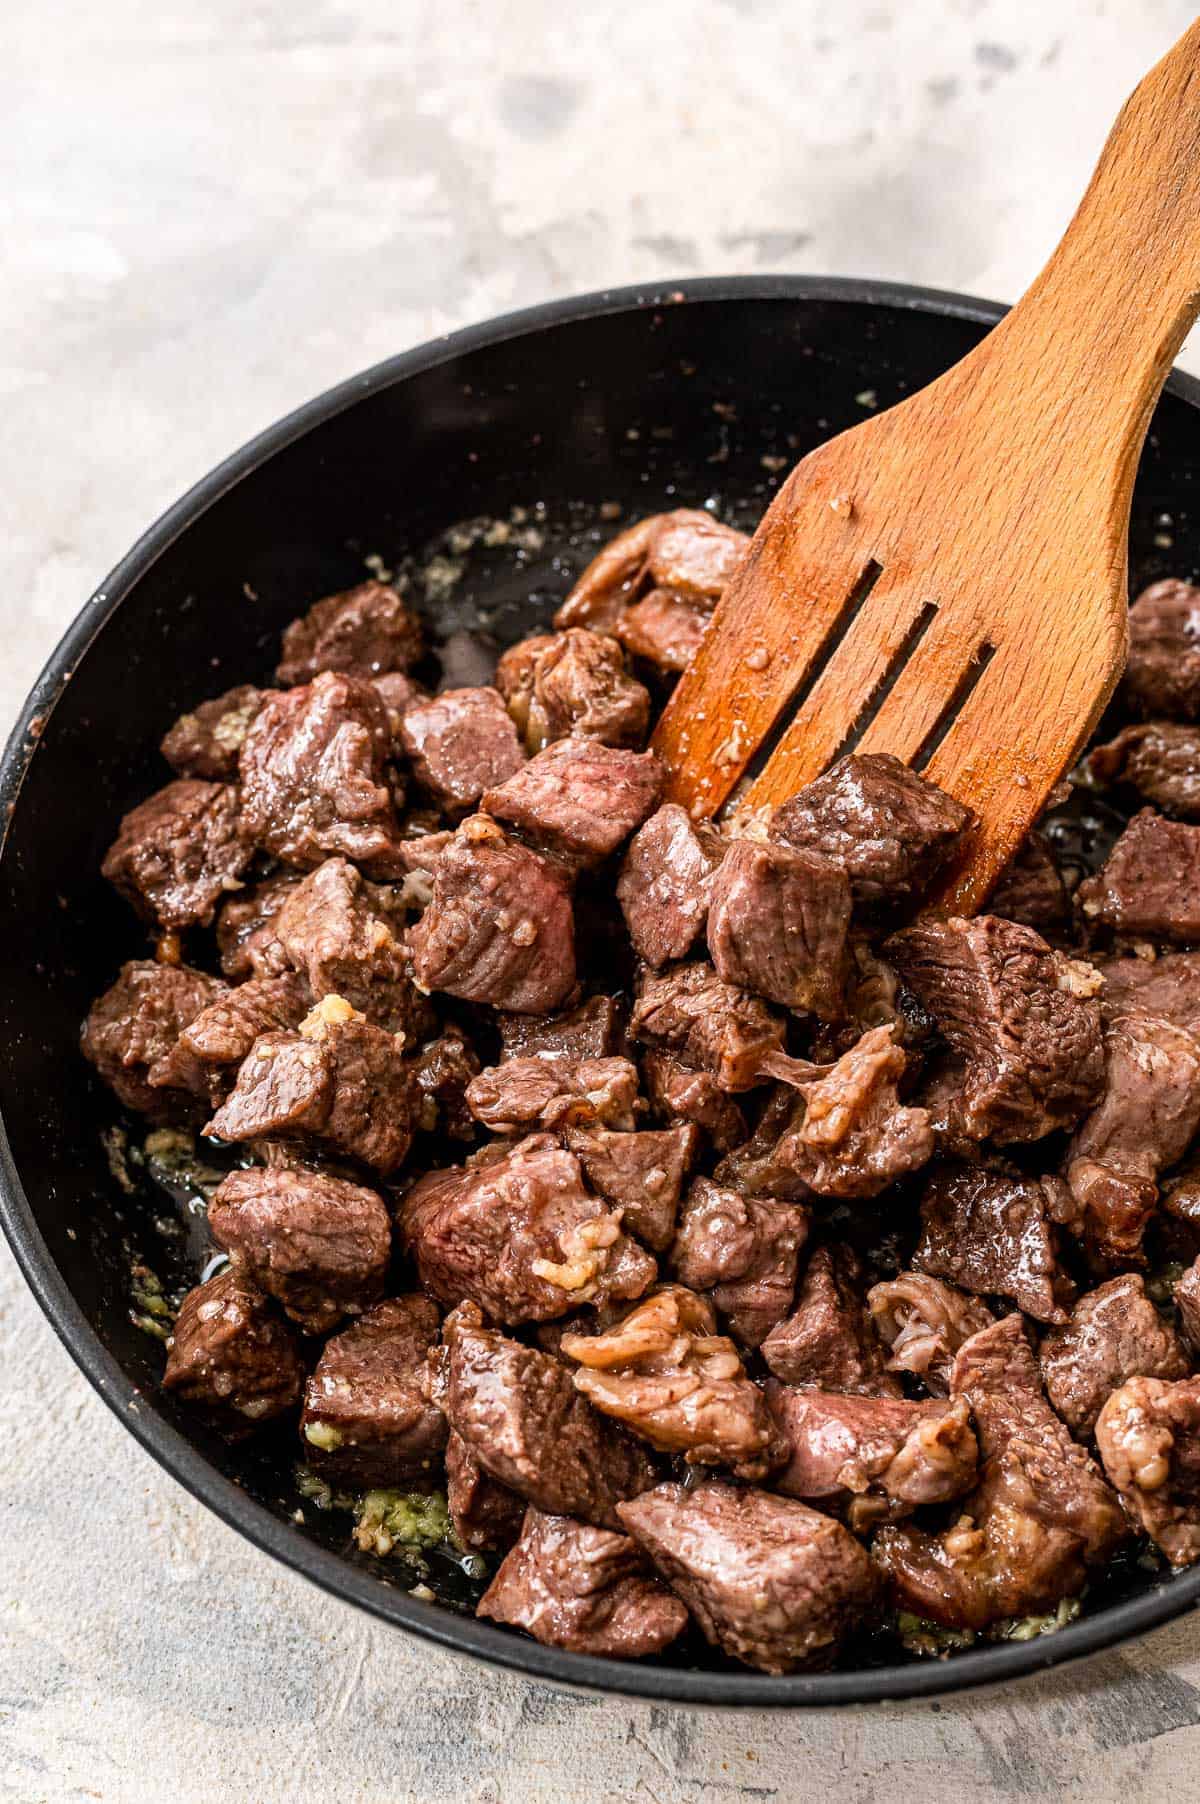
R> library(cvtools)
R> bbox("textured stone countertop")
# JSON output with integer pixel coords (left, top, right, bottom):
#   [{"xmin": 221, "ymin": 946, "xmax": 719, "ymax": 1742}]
[{"xmin": 5, "ymin": 2, "xmax": 1200, "ymax": 1798}]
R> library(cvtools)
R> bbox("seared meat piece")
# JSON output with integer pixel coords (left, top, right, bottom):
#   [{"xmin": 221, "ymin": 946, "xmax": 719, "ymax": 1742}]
[
  {"xmin": 407, "ymin": 816, "xmax": 576, "ymax": 1014},
  {"xmin": 498, "ymin": 995, "xmax": 624, "ymax": 1062},
  {"xmin": 400, "ymin": 1134, "xmax": 655, "ymax": 1325},
  {"xmin": 208, "ymin": 1166, "xmax": 391, "ymax": 1334},
  {"xmin": 160, "ymin": 684, "xmax": 265, "ymax": 781},
  {"xmin": 399, "ymin": 686, "xmax": 525, "ymax": 814},
  {"xmin": 617, "ymin": 805, "xmax": 727, "ymax": 969},
  {"xmin": 1089, "ymin": 722, "xmax": 1200, "ymax": 821},
  {"xmin": 478, "ymin": 1507, "xmax": 688, "ymax": 1658},
  {"xmin": 206, "ymin": 1000, "xmax": 414, "ymax": 1173},
  {"xmin": 82, "ymin": 959, "xmax": 227, "ymax": 1119},
  {"xmin": 1177, "ymin": 1258, "xmax": 1200, "ymax": 1353},
  {"xmin": 766, "ymin": 1386, "xmax": 978, "ymax": 1530},
  {"xmin": 483, "ymin": 736, "xmax": 663, "ymax": 870},
  {"xmin": 866, "ymin": 1273, "xmax": 995, "ymax": 1395},
  {"xmin": 215, "ymin": 871, "xmax": 302, "ymax": 979},
  {"xmin": 615, "ymin": 588, "xmax": 712, "ymax": 672},
  {"xmin": 1040, "ymin": 1275, "xmax": 1188, "ymax": 1439},
  {"xmin": 556, "ymin": 508, "xmax": 747, "ymax": 640},
  {"xmin": 630, "ymin": 961, "xmax": 784, "ymax": 1092},
  {"xmin": 618, "ymin": 1480, "xmax": 877, "ymax": 1675},
  {"xmin": 299, "ymin": 1296, "xmax": 447, "ymax": 1487},
  {"xmin": 641, "ymin": 1051, "xmax": 747, "ymax": 1153},
  {"xmin": 707, "ymin": 839, "xmax": 850, "ymax": 1018},
  {"xmin": 515, "ymin": 628, "xmax": 652, "ymax": 752},
  {"xmin": 102, "ymin": 778, "xmax": 253, "ymax": 930},
  {"xmin": 445, "ymin": 1430, "xmax": 525, "ymax": 1553},
  {"xmin": 276, "ymin": 579, "xmax": 423, "ymax": 686},
  {"xmin": 1077, "ymin": 809, "xmax": 1200, "ymax": 943},
  {"xmin": 465, "ymin": 1055, "xmax": 640, "ymax": 1134},
  {"xmin": 372, "ymin": 670, "xmax": 429, "ymax": 743},
  {"xmin": 1121, "ymin": 577, "xmax": 1200, "ymax": 720},
  {"xmin": 761, "ymin": 1245, "xmax": 900, "ymax": 1396},
  {"xmin": 1096, "ymin": 1375, "xmax": 1200, "ymax": 1567},
  {"xmin": 669, "ymin": 1180, "xmax": 809, "ymax": 1348},
  {"xmin": 564, "ymin": 1124, "xmax": 698, "ymax": 1251},
  {"xmin": 770, "ymin": 753, "xmax": 973, "ymax": 915},
  {"xmin": 429, "ymin": 1301, "xmax": 658, "ymax": 1528},
  {"xmin": 239, "ymin": 671, "xmax": 406, "ymax": 872},
  {"xmin": 495, "ymin": 633, "xmax": 557, "ymax": 734},
  {"xmin": 989, "ymin": 831, "xmax": 1071, "ymax": 935},
  {"xmin": 887, "ymin": 914, "xmax": 1104, "ymax": 1143},
  {"xmin": 1099, "ymin": 950, "xmax": 1200, "ymax": 1032},
  {"xmin": 563, "ymin": 1285, "xmax": 785, "ymax": 1480},
  {"xmin": 874, "ymin": 1315, "xmax": 1127, "ymax": 1630},
  {"xmin": 913, "ymin": 1163, "xmax": 1072, "ymax": 1324},
  {"xmin": 148, "ymin": 971, "xmax": 310, "ymax": 1104},
  {"xmin": 411, "ymin": 1026, "xmax": 480, "ymax": 1140},
  {"xmin": 273, "ymin": 855, "xmax": 431, "ymax": 1039},
  {"xmin": 163, "ymin": 1267, "xmax": 303, "ymax": 1437}
]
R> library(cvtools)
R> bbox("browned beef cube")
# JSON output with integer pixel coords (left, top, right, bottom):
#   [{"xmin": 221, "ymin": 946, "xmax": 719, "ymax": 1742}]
[
  {"xmin": 618, "ymin": 1480, "xmax": 877, "ymax": 1674},
  {"xmin": 465, "ymin": 1055, "xmax": 640, "ymax": 1134},
  {"xmin": 556, "ymin": 509, "xmax": 747, "ymax": 635},
  {"xmin": 511, "ymin": 628, "xmax": 651, "ymax": 753},
  {"xmin": 641, "ymin": 1051, "xmax": 748, "ymax": 1153},
  {"xmin": 215, "ymin": 871, "xmax": 303, "ymax": 980},
  {"xmin": 875, "ymin": 1315, "xmax": 1127, "ymax": 1629},
  {"xmin": 497, "ymin": 995, "xmax": 623, "ymax": 1062},
  {"xmin": 615, "ymin": 588, "xmax": 711, "ymax": 672},
  {"xmin": 372, "ymin": 670, "xmax": 429, "ymax": 743},
  {"xmin": 770, "ymin": 753, "xmax": 974, "ymax": 914},
  {"xmin": 617, "ymin": 804, "xmax": 727, "ymax": 969},
  {"xmin": 886, "ymin": 914, "xmax": 1104, "ymax": 1143},
  {"xmin": 407, "ymin": 816, "xmax": 576, "ymax": 1014},
  {"xmin": 400, "ymin": 1133, "xmax": 654, "ymax": 1325},
  {"xmin": 989, "ymin": 831, "xmax": 1071, "ymax": 935},
  {"xmin": 482, "ymin": 736, "xmax": 663, "ymax": 869},
  {"xmin": 208, "ymin": 1165, "xmax": 392, "ymax": 1333},
  {"xmin": 913, "ymin": 1162, "xmax": 1072, "ymax": 1323},
  {"xmin": 494, "ymin": 633, "xmax": 556, "ymax": 736},
  {"xmin": 163, "ymin": 1267, "xmax": 303, "ymax": 1437},
  {"xmin": 1096, "ymin": 1375, "xmax": 1200, "ymax": 1567},
  {"xmin": 1089, "ymin": 723, "xmax": 1200, "ymax": 821},
  {"xmin": 430, "ymin": 1301, "xmax": 658, "ymax": 1527},
  {"xmin": 149, "ymin": 971, "xmax": 310, "ymax": 1104},
  {"xmin": 82, "ymin": 959, "xmax": 227, "ymax": 1118},
  {"xmin": 1099, "ymin": 950, "xmax": 1200, "ymax": 1031},
  {"xmin": 273, "ymin": 856, "xmax": 431, "ymax": 1039},
  {"xmin": 276, "ymin": 579, "xmax": 424, "ymax": 686},
  {"xmin": 160, "ymin": 684, "xmax": 265, "ymax": 781},
  {"xmin": 707, "ymin": 838, "xmax": 849, "ymax": 1017},
  {"xmin": 1039, "ymin": 1275, "xmax": 1187, "ymax": 1439},
  {"xmin": 102, "ymin": 779, "xmax": 253, "ymax": 930},
  {"xmin": 765, "ymin": 1387, "xmax": 978, "ymax": 1530},
  {"xmin": 399, "ymin": 686, "xmax": 525, "ymax": 814},
  {"xmin": 630, "ymin": 961, "xmax": 784, "ymax": 1092},
  {"xmin": 1121, "ymin": 578, "xmax": 1200, "ymax": 720},
  {"xmin": 299, "ymin": 1295, "xmax": 447, "ymax": 1486},
  {"xmin": 238, "ymin": 672, "xmax": 405, "ymax": 872},
  {"xmin": 411, "ymin": 1026, "xmax": 480, "ymax": 1140},
  {"xmin": 446, "ymin": 1429, "xmax": 525, "ymax": 1553},
  {"xmin": 391, "ymin": 828, "xmax": 452, "ymax": 875},
  {"xmin": 563, "ymin": 1124, "xmax": 698, "ymax": 1251},
  {"xmin": 669, "ymin": 1179, "xmax": 809, "ymax": 1348},
  {"xmin": 1177, "ymin": 1258, "xmax": 1200, "ymax": 1352},
  {"xmin": 761, "ymin": 1245, "xmax": 900, "ymax": 1396},
  {"xmin": 1078, "ymin": 809, "xmax": 1200, "ymax": 943},
  {"xmin": 478, "ymin": 1505, "xmax": 688, "ymax": 1658},
  {"xmin": 562, "ymin": 1286, "xmax": 786, "ymax": 1480},
  {"xmin": 866, "ymin": 1273, "xmax": 995, "ymax": 1395}
]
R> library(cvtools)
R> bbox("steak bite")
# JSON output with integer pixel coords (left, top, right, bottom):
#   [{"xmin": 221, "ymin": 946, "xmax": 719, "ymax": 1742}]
[
  {"xmin": 630, "ymin": 961, "xmax": 784, "ymax": 1092},
  {"xmin": 160, "ymin": 684, "xmax": 265, "ymax": 782},
  {"xmin": 1089, "ymin": 722, "xmax": 1200, "ymax": 821},
  {"xmin": 465, "ymin": 1055, "xmax": 640, "ymax": 1135},
  {"xmin": 215, "ymin": 871, "xmax": 303, "ymax": 980},
  {"xmin": 615, "ymin": 587, "xmax": 712, "ymax": 672},
  {"xmin": 1039, "ymin": 1275, "xmax": 1188, "ymax": 1439},
  {"xmin": 866, "ymin": 1273, "xmax": 995, "ymax": 1395},
  {"xmin": 886, "ymin": 914, "xmax": 1105, "ymax": 1143},
  {"xmin": 208, "ymin": 1166, "xmax": 392, "ymax": 1334},
  {"xmin": 273, "ymin": 856, "xmax": 431, "ymax": 1038},
  {"xmin": 276, "ymin": 578, "xmax": 424, "ymax": 686},
  {"xmin": 564, "ymin": 1124, "xmax": 698, "ymax": 1251},
  {"xmin": 1095, "ymin": 1375, "xmax": 1200, "ymax": 1567},
  {"xmin": 706, "ymin": 839, "xmax": 850, "ymax": 1018},
  {"xmin": 482, "ymin": 736, "xmax": 663, "ymax": 869},
  {"xmin": 562, "ymin": 1286, "xmax": 785, "ymax": 1480},
  {"xmin": 399, "ymin": 686, "xmax": 525, "ymax": 814},
  {"xmin": 1177, "ymin": 1259, "xmax": 1200, "ymax": 1353},
  {"xmin": 478, "ymin": 1507, "xmax": 688, "ymax": 1658},
  {"xmin": 766, "ymin": 1386, "xmax": 978, "ymax": 1529},
  {"xmin": 912, "ymin": 1162, "xmax": 1073, "ymax": 1324},
  {"xmin": 163, "ymin": 1267, "xmax": 303, "ymax": 1436},
  {"xmin": 556, "ymin": 508, "xmax": 747, "ymax": 639},
  {"xmin": 148, "ymin": 970, "xmax": 310, "ymax": 1104},
  {"xmin": 761, "ymin": 1245, "xmax": 900, "ymax": 1396},
  {"xmin": 407, "ymin": 816, "xmax": 576, "ymax": 1014},
  {"xmin": 1077, "ymin": 809, "xmax": 1200, "ymax": 943},
  {"xmin": 769, "ymin": 753, "xmax": 974, "ymax": 915},
  {"xmin": 238, "ymin": 671, "xmax": 405, "ymax": 872},
  {"xmin": 618, "ymin": 1480, "xmax": 878, "ymax": 1675},
  {"xmin": 1099, "ymin": 950, "xmax": 1200, "ymax": 1031},
  {"xmin": 515, "ymin": 627, "xmax": 652, "ymax": 753},
  {"xmin": 1121, "ymin": 577, "xmax": 1200, "ymax": 720},
  {"xmin": 82, "ymin": 959, "xmax": 227, "ymax": 1119},
  {"xmin": 669, "ymin": 1180, "xmax": 809, "ymax": 1349},
  {"xmin": 101, "ymin": 778, "xmax": 253, "ymax": 930},
  {"xmin": 617, "ymin": 804, "xmax": 727, "ymax": 969},
  {"xmin": 446, "ymin": 1430, "xmax": 525, "ymax": 1553},
  {"xmin": 989, "ymin": 831, "xmax": 1072, "ymax": 936},
  {"xmin": 299, "ymin": 1295, "xmax": 447, "ymax": 1486},
  {"xmin": 497, "ymin": 995, "xmax": 624, "ymax": 1062},
  {"xmin": 399, "ymin": 1134, "xmax": 655, "ymax": 1325},
  {"xmin": 429, "ymin": 1301, "xmax": 658, "ymax": 1528},
  {"xmin": 641, "ymin": 1051, "xmax": 748, "ymax": 1154},
  {"xmin": 411, "ymin": 1026, "xmax": 480, "ymax": 1141}
]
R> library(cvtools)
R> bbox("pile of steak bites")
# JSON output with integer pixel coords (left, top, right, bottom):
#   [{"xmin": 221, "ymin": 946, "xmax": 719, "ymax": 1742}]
[{"xmin": 83, "ymin": 512, "xmax": 1200, "ymax": 1673}]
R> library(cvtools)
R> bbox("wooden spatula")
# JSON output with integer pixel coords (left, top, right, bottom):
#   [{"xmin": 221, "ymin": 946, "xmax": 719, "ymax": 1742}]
[{"xmin": 653, "ymin": 20, "xmax": 1200, "ymax": 914}]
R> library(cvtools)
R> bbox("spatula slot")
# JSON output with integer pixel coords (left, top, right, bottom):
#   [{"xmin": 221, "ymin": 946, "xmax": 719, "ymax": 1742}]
[
  {"xmin": 911, "ymin": 640, "xmax": 997, "ymax": 772},
  {"xmin": 830, "ymin": 601, "xmax": 939, "ymax": 766}
]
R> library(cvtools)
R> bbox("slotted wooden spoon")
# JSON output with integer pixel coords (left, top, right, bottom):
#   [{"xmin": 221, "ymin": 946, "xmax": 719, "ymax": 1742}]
[{"xmin": 653, "ymin": 20, "xmax": 1200, "ymax": 913}]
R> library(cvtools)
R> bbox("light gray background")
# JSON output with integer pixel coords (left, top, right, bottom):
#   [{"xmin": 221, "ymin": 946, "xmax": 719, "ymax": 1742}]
[{"xmin": 5, "ymin": 2, "xmax": 1200, "ymax": 1799}]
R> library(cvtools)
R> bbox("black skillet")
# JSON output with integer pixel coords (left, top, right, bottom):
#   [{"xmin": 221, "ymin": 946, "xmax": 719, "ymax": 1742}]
[{"xmin": 2, "ymin": 276, "xmax": 1198, "ymax": 1706}]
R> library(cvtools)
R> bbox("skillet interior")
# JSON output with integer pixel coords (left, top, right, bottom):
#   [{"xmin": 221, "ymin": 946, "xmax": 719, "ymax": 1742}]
[{"xmin": 3, "ymin": 276, "xmax": 1200, "ymax": 1705}]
